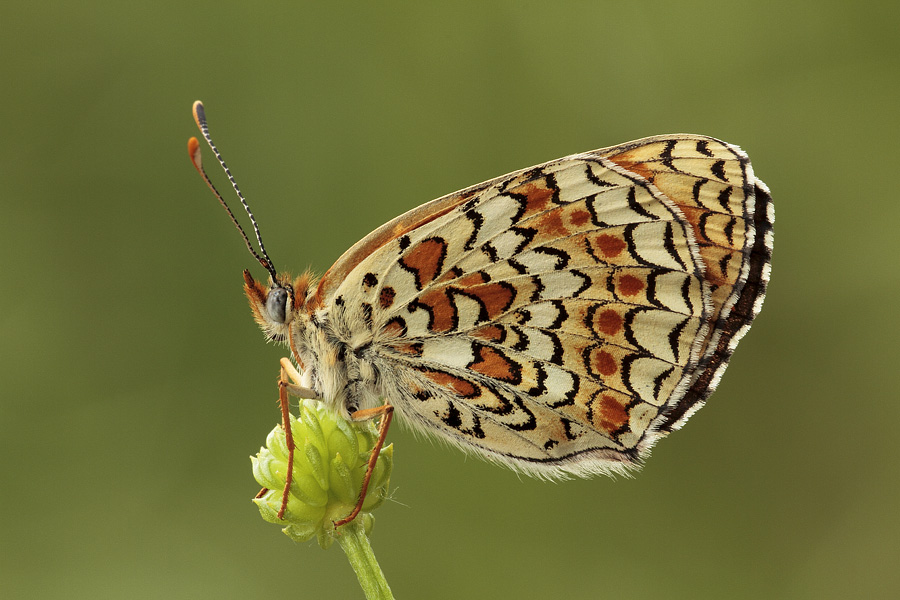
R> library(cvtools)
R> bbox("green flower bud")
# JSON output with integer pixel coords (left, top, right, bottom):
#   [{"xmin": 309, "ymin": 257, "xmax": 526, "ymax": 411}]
[{"xmin": 251, "ymin": 399, "xmax": 393, "ymax": 549}]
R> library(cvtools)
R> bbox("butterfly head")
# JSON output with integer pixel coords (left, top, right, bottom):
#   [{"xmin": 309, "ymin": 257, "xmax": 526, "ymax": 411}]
[{"xmin": 243, "ymin": 270, "xmax": 314, "ymax": 342}]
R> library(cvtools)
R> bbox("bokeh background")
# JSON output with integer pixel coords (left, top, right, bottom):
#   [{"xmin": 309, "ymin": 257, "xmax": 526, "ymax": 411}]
[{"xmin": 2, "ymin": 2, "xmax": 898, "ymax": 598}]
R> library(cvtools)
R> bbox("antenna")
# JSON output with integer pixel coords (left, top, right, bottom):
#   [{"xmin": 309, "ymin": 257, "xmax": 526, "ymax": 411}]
[{"xmin": 188, "ymin": 100, "xmax": 279, "ymax": 283}]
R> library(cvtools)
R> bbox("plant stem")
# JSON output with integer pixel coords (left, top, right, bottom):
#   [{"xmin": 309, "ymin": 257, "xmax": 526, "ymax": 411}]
[{"xmin": 337, "ymin": 520, "xmax": 394, "ymax": 600}]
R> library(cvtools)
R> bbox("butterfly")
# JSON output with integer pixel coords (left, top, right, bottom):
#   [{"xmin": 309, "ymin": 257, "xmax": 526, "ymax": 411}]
[{"xmin": 188, "ymin": 101, "xmax": 773, "ymax": 525}]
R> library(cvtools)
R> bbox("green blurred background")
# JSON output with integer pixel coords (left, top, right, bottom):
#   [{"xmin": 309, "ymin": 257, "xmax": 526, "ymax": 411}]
[{"xmin": 2, "ymin": 2, "xmax": 898, "ymax": 598}]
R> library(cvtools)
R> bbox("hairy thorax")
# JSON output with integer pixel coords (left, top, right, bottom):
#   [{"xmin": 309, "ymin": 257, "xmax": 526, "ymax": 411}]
[{"xmin": 291, "ymin": 302, "xmax": 384, "ymax": 420}]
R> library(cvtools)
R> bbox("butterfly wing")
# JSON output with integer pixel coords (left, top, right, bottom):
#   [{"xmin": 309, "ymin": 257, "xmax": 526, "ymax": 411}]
[
  {"xmin": 600, "ymin": 136, "xmax": 774, "ymax": 431},
  {"xmin": 316, "ymin": 135, "xmax": 772, "ymax": 477}
]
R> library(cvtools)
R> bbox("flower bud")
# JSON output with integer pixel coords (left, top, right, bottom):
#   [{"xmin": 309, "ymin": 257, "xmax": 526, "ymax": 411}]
[{"xmin": 251, "ymin": 399, "xmax": 393, "ymax": 548}]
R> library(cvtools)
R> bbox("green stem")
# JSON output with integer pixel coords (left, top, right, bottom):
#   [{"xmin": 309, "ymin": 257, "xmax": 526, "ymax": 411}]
[{"xmin": 337, "ymin": 520, "xmax": 394, "ymax": 600}]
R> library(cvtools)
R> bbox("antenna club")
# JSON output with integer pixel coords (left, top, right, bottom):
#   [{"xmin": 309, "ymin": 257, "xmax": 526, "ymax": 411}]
[
  {"xmin": 192, "ymin": 100, "xmax": 206, "ymax": 129},
  {"xmin": 188, "ymin": 137, "xmax": 202, "ymax": 170}
]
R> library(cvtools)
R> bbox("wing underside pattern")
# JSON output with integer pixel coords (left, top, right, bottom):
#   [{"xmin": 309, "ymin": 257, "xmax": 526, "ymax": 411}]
[{"xmin": 321, "ymin": 135, "xmax": 772, "ymax": 476}]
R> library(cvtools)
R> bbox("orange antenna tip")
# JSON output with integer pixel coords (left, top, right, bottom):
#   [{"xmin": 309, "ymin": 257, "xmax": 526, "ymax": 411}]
[{"xmin": 188, "ymin": 137, "xmax": 202, "ymax": 169}]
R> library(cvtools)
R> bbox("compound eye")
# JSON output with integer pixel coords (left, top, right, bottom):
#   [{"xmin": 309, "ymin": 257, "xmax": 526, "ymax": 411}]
[{"xmin": 265, "ymin": 287, "xmax": 290, "ymax": 324}]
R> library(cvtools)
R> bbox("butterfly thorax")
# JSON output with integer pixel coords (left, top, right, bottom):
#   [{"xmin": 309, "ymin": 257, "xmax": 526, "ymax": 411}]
[
  {"xmin": 292, "ymin": 304, "xmax": 386, "ymax": 419},
  {"xmin": 244, "ymin": 269, "xmax": 383, "ymax": 419}
]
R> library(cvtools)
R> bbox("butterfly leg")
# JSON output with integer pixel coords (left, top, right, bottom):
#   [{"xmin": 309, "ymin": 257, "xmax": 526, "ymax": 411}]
[
  {"xmin": 269, "ymin": 357, "xmax": 319, "ymax": 519},
  {"xmin": 333, "ymin": 402, "xmax": 394, "ymax": 528}
]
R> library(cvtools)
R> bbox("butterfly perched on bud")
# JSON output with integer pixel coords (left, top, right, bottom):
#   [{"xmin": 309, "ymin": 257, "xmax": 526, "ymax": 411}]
[{"xmin": 188, "ymin": 101, "xmax": 773, "ymax": 525}]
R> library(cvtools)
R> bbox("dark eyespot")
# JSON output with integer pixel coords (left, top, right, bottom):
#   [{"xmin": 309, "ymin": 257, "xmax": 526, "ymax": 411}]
[{"xmin": 266, "ymin": 287, "xmax": 290, "ymax": 324}]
